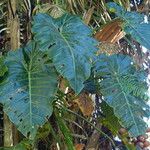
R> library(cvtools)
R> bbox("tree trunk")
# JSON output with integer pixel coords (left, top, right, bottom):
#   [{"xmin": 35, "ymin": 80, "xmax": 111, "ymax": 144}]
[
  {"xmin": 3, "ymin": 114, "xmax": 13, "ymax": 147},
  {"xmin": 3, "ymin": 0, "xmax": 20, "ymax": 147}
]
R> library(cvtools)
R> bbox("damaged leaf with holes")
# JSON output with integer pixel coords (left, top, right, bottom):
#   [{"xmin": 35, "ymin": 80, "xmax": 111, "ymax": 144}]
[
  {"xmin": 95, "ymin": 54, "xmax": 150, "ymax": 137},
  {"xmin": 32, "ymin": 13, "xmax": 98, "ymax": 94},
  {"xmin": 0, "ymin": 42, "xmax": 58, "ymax": 139}
]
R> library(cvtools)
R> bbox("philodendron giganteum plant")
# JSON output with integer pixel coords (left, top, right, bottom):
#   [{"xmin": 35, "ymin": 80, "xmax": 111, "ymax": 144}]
[{"xmin": 0, "ymin": 2, "xmax": 150, "ymax": 150}]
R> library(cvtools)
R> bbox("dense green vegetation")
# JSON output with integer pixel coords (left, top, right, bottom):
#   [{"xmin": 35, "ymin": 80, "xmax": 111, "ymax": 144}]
[{"xmin": 0, "ymin": 0, "xmax": 150, "ymax": 149}]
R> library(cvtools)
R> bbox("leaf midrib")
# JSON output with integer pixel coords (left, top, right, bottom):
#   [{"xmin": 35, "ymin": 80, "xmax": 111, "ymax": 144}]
[
  {"xmin": 115, "ymin": 76, "xmax": 139, "ymax": 135},
  {"xmin": 107, "ymin": 56, "xmax": 140, "ymax": 135},
  {"xmin": 51, "ymin": 21, "xmax": 77, "ymax": 92},
  {"xmin": 28, "ymin": 62, "xmax": 32, "ymax": 127}
]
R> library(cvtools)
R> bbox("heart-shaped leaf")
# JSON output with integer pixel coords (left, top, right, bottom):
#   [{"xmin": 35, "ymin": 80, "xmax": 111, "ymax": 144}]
[
  {"xmin": 32, "ymin": 13, "xmax": 98, "ymax": 94},
  {"xmin": 0, "ymin": 42, "xmax": 58, "ymax": 139},
  {"xmin": 95, "ymin": 54, "xmax": 150, "ymax": 136}
]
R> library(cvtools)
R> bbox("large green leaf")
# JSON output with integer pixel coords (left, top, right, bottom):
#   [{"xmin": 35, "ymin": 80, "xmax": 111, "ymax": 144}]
[
  {"xmin": 95, "ymin": 54, "xmax": 150, "ymax": 137},
  {"xmin": 0, "ymin": 42, "xmax": 58, "ymax": 139},
  {"xmin": 32, "ymin": 13, "xmax": 98, "ymax": 94},
  {"xmin": 107, "ymin": 2, "xmax": 150, "ymax": 50}
]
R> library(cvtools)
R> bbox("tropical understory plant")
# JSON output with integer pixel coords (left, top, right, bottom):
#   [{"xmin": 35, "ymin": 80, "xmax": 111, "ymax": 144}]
[{"xmin": 0, "ymin": 0, "xmax": 150, "ymax": 150}]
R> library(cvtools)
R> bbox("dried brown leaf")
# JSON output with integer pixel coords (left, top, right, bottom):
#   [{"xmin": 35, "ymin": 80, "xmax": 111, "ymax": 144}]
[
  {"xmin": 95, "ymin": 19, "xmax": 125, "ymax": 43},
  {"xmin": 74, "ymin": 92, "xmax": 94, "ymax": 117},
  {"xmin": 75, "ymin": 144, "xmax": 85, "ymax": 150}
]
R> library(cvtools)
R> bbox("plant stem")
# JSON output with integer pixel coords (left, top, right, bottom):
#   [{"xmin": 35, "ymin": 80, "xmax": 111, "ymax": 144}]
[{"xmin": 63, "ymin": 107, "xmax": 116, "ymax": 147}]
